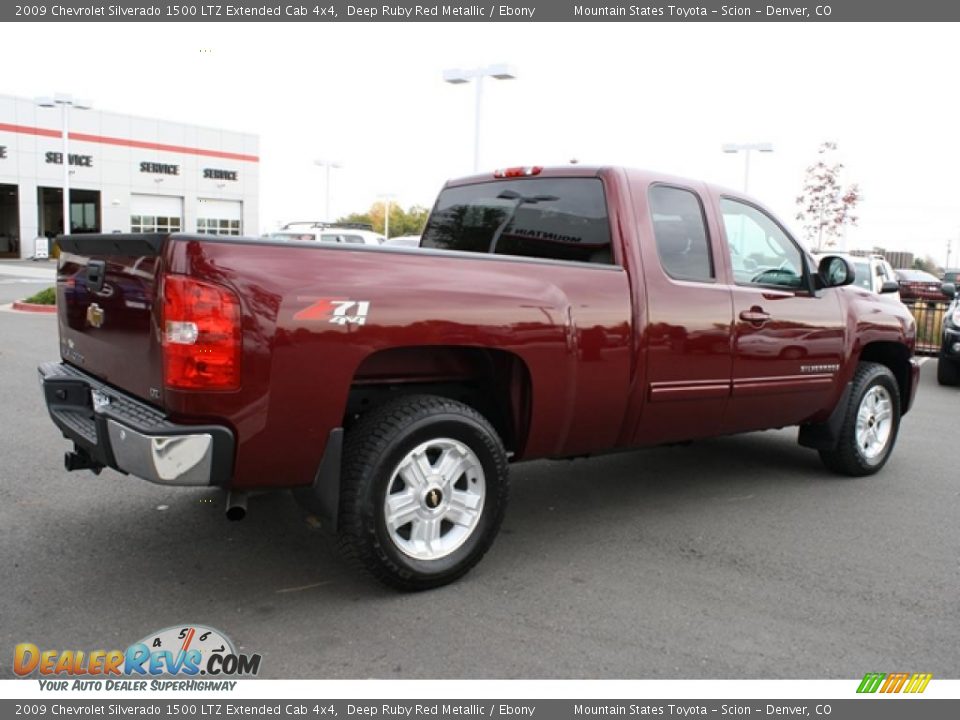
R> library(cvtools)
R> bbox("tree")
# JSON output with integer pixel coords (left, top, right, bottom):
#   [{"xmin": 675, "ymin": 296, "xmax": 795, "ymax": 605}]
[
  {"xmin": 912, "ymin": 255, "xmax": 941, "ymax": 276},
  {"xmin": 337, "ymin": 203, "xmax": 430, "ymax": 239},
  {"xmin": 795, "ymin": 142, "xmax": 861, "ymax": 251}
]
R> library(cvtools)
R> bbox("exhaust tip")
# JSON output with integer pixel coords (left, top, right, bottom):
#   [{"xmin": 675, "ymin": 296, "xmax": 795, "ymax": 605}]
[{"xmin": 225, "ymin": 491, "xmax": 248, "ymax": 521}]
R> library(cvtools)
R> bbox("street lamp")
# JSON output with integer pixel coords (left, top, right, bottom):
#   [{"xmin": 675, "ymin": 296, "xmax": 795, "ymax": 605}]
[
  {"xmin": 314, "ymin": 159, "xmax": 343, "ymax": 221},
  {"xmin": 722, "ymin": 142, "xmax": 773, "ymax": 193},
  {"xmin": 36, "ymin": 93, "xmax": 92, "ymax": 237},
  {"xmin": 377, "ymin": 192, "xmax": 397, "ymax": 239},
  {"xmin": 442, "ymin": 63, "xmax": 517, "ymax": 172}
]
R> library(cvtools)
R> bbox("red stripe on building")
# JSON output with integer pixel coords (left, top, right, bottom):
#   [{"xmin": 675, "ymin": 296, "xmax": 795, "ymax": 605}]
[
  {"xmin": 0, "ymin": 122, "xmax": 61, "ymax": 139},
  {"xmin": 0, "ymin": 122, "xmax": 258, "ymax": 163}
]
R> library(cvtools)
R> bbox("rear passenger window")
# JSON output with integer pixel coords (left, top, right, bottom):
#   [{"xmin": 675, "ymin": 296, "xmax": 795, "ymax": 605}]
[
  {"xmin": 648, "ymin": 185, "xmax": 714, "ymax": 282},
  {"xmin": 420, "ymin": 178, "xmax": 614, "ymax": 265}
]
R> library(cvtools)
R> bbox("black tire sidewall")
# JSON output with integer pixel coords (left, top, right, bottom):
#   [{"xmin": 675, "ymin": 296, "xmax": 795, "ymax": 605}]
[
  {"xmin": 937, "ymin": 353, "xmax": 960, "ymax": 386},
  {"xmin": 849, "ymin": 367, "xmax": 900, "ymax": 471},
  {"xmin": 360, "ymin": 411, "xmax": 506, "ymax": 583}
]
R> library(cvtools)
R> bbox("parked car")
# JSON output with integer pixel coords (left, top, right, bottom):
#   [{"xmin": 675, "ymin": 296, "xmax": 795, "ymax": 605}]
[
  {"xmin": 937, "ymin": 282, "xmax": 960, "ymax": 385},
  {"xmin": 811, "ymin": 252, "xmax": 899, "ymax": 298},
  {"xmin": 895, "ymin": 268, "xmax": 943, "ymax": 302},
  {"xmin": 384, "ymin": 235, "xmax": 421, "ymax": 248},
  {"xmin": 267, "ymin": 221, "xmax": 385, "ymax": 246},
  {"xmin": 41, "ymin": 166, "xmax": 919, "ymax": 590}
]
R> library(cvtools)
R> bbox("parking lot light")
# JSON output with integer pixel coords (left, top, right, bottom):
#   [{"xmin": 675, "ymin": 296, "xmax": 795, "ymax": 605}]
[
  {"xmin": 443, "ymin": 64, "xmax": 518, "ymax": 172},
  {"xmin": 378, "ymin": 192, "xmax": 397, "ymax": 239},
  {"xmin": 314, "ymin": 159, "xmax": 343, "ymax": 221},
  {"xmin": 35, "ymin": 93, "xmax": 92, "ymax": 237},
  {"xmin": 722, "ymin": 142, "xmax": 773, "ymax": 192}
]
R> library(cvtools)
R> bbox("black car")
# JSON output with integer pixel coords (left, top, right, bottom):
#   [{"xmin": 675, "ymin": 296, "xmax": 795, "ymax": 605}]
[{"xmin": 938, "ymin": 282, "xmax": 960, "ymax": 385}]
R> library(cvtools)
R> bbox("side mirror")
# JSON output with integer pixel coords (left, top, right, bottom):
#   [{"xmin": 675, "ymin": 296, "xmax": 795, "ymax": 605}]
[
  {"xmin": 880, "ymin": 281, "xmax": 900, "ymax": 294},
  {"xmin": 942, "ymin": 282, "xmax": 957, "ymax": 299},
  {"xmin": 817, "ymin": 255, "xmax": 855, "ymax": 288}
]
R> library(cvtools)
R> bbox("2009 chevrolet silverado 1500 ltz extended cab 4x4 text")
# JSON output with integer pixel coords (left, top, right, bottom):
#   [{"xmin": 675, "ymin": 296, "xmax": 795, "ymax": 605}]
[{"xmin": 40, "ymin": 166, "xmax": 919, "ymax": 590}]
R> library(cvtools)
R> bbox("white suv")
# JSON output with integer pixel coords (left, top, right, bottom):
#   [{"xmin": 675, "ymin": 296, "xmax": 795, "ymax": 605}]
[
  {"xmin": 267, "ymin": 222, "xmax": 385, "ymax": 246},
  {"xmin": 811, "ymin": 251, "xmax": 899, "ymax": 299}
]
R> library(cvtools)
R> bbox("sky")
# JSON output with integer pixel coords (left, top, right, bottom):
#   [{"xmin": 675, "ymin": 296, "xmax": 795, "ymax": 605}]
[{"xmin": 4, "ymin": 22, "xmax": 959, "ymax": 265}]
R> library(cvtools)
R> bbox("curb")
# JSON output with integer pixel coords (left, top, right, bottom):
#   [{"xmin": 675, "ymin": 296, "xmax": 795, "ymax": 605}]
[{"xmin": 11, "ymin": 301, "xmax": 57, "ymax": 314}]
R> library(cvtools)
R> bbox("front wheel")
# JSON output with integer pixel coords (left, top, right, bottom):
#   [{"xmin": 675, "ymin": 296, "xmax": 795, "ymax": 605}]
[
  {"xmin": 819, "ymin": 362, "xmax": 900, "ymax": 477},
  {"xmin": 937, "ymin": 353, "xmax": 960, "ymax": 386},
  {"xmin": 337, "ymin": 395, "xmax": 509, "ymax": 591}
]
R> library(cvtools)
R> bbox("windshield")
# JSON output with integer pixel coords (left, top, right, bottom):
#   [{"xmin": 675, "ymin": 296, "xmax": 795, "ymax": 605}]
[
  {"xmin": 853, "ymin": 261, "xmax": 872, "ymax": 290},
  {"xmin": 268, "ymin": 232, "xmax": 315, "ymax": 242}
]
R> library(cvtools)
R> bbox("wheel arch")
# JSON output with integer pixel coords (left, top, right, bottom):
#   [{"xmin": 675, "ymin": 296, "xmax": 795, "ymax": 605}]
[
  {"xmin": 858, "ymin": 341, "xmax": 913, "ymax": 416},
  {"xmin": 344, "ymin": 346, "xmax": 533, "ymax": 457}
]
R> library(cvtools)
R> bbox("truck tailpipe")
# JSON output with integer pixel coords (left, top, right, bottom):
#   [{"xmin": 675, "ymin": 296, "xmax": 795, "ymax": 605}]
[{"xmin": 226, "ymin": 491, "xmax": 248, "ymax": 521}]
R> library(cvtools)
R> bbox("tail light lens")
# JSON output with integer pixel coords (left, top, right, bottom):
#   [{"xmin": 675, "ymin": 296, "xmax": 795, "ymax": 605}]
[{"xmin": 162, "ymin": 275, "xmax": 241, "ymax": 390}]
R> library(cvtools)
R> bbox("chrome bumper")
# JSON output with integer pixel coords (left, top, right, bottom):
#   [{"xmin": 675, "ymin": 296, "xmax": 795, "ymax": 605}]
[{"xmin": 39, "ymin": 362, "xmax": 233, "ymax": 486}]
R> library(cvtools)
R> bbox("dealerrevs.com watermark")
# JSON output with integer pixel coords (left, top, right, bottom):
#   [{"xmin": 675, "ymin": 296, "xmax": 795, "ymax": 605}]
[{"xmin": 14, "ymin": 625, "xmax": 261, "ymax": 691}]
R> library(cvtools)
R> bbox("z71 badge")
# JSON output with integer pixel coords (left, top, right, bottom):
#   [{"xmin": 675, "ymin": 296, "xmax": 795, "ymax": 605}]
[{"xmin": 294, "ymin": 298, "xmax": 371, "ymax": 326}]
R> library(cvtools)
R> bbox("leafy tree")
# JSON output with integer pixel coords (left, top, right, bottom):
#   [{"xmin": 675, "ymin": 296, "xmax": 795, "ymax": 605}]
[
  {"xmin": 337, "ymin": 203, "xmax": 430, "ymax": 238},
  {"xmin": 912, "ymin": 255, "xmax": 941, "ymax": 276},
  {"xmin": 795, "ymin": 142, "xmax": 861, "ymax": 251}
]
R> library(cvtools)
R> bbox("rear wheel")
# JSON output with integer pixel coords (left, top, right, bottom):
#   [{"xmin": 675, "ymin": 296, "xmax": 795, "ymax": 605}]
[
  {"xmin": 337, "ymin": 395, "xmax": 509, "ymax": 591},
  {"xmin": 819, "ymin": 362, "xmax": 900, "ymax": 477},
  {"xmin": 937, "ymin": 352, "xmax": 960, "ymax": 386}
]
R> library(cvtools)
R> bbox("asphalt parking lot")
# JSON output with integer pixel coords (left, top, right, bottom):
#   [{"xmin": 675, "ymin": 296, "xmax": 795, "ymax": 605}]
[{"xmin": 1, "ymin": 269, "xmax": 958, "ymax": 679}]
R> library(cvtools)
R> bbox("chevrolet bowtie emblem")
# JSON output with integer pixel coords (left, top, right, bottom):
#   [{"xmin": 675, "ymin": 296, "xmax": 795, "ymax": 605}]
[{"xmin": 86, "ymin": 303, "xmax": 105, "ymax": 329}]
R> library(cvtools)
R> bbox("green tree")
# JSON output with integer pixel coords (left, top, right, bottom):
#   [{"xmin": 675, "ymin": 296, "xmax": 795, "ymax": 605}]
[
  {"xmin": 338, "ymin": 203, "xmax": 430, "ymax": 238},
  {"xmin": 912, "ymin": 255, "xmax": 941, "ymax": 276}
]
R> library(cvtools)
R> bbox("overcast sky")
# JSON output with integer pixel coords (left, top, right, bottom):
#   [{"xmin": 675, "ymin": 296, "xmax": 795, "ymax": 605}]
[{"xmin": 5, "ymin": 22, "xmax": 959, "ymax": 264}]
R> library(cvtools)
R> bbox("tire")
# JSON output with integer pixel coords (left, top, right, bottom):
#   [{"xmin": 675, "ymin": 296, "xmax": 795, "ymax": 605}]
[
  {"xmin": 337, "ymin": 394, "xmax": 509, "ymax": 591},
  {"xmin": 937, "ymin": 353, "xmax": 960, "ymax": 386},
  {"xmin": 819, "ymin": 362, "xmax": 900, "ymax": 477}
]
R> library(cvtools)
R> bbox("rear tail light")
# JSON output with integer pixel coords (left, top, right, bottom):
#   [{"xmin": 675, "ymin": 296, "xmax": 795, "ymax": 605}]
[
  {"xmin": 162, "ymin": 275, "xmax": 241, "ymax": 390},
  {"xmin": 494, "ymin": 166, "xmax": 542, "ymax": 178}
]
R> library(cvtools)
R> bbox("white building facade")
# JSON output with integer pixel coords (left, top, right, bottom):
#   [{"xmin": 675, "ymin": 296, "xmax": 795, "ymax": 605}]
[{"xmin": 0, "ymin": 94, "xmax": 259, "ymax": 259}]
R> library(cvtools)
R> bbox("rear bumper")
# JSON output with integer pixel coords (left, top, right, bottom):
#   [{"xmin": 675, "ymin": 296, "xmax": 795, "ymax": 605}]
[{"xmin": 39, "ymin": 362, "xmax": 234, "ymax": 486}]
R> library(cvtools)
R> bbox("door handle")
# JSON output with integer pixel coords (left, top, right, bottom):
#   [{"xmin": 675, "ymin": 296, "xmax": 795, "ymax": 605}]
[{"xmin": 739, "ymin": 308, "xmax": 770, "ymax": 324}]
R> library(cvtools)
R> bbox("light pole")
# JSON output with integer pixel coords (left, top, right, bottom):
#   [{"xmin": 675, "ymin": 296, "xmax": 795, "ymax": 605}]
[
  {"xmin": 442, "ymin": 63, "xmax": 517, "ymax": 172},
  {"xmin": 314, "ymin": 159, "xmax": 342, "ymax": 221},
  {"xmin": 378, "ymin": 192, "xmax": 397, "ymax": 239},
  {"xmin": 722, "ymin": 142, "xmax": 773, "ymax": 193},
  {"xmin": 36, "ymin": 93, "xmax": 91, "ymax": 237}
]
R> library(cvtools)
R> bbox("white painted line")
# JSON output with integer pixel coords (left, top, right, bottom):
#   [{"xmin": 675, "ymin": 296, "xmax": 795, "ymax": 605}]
[
  {"xmin": 917, "ymin": 357, "xmax": 930, "ymax": 367},
  {"xmin": 0, "ymin": 264, "xmax": 56, "ymax": 281}
]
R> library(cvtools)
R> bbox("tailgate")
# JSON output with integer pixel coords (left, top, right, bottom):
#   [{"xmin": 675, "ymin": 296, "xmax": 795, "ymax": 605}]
[{"xmin": 56, "ymin": 234, "xmax": 168, "ymax": 405}]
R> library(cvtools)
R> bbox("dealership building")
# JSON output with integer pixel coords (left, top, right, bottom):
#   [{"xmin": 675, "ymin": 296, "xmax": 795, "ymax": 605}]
[{"xmin": 0, "ymin": 93, "xmax": 259, "ymax": 259}]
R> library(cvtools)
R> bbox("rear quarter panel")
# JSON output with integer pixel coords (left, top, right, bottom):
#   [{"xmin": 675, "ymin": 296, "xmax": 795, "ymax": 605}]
[{"xmin": 167, "ymin": 238, "xmax": 633, "ymax": 489}]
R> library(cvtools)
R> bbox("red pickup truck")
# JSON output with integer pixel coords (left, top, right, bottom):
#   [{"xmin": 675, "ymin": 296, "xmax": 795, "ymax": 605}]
[{"xmin": 40, "ymin": 166, "xmax": 919, "ymax": 590}]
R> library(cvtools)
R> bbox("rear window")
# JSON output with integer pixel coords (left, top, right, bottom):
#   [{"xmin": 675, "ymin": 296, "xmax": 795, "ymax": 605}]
[{"xmin": 420, "ymin": 178, "xmax": 613, "ymax": 265}]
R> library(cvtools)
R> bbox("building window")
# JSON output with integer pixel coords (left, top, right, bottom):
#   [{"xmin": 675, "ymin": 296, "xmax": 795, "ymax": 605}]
[
  {"xmin": 131, "ymin": 215, "xmax": 182, "ymax": 233},
  {"xmin": 198, "ymin": 218, "xmax": 241, "ymax": 236}
]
